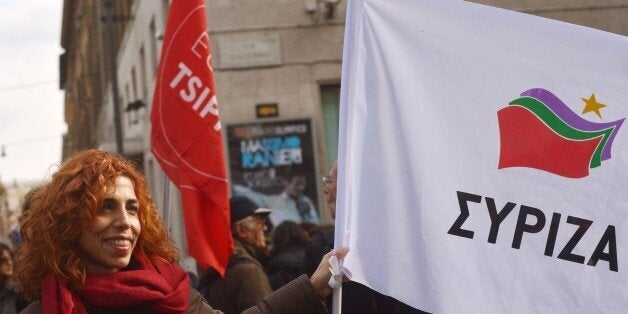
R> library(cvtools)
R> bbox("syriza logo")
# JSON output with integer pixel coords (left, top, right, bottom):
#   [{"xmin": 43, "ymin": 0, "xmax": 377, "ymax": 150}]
[{"xmin": 497, "ymin": 88, "xmax": 625, "ymax": 178}]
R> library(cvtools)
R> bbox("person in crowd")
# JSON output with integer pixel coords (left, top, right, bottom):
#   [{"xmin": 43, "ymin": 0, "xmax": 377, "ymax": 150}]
[
  {"xmin": 303, "ymin": 162, "xmax": 337, "ymax": 277},
  {"xmin": 15, "ymin": 149, "xmax": 347, "ymax": 313},
  {"xmin": 10, "ymin": 188, "xmax": 38, "ymax": 248},
  {"xmin": 266, "ymin": 221, "xmax": 309, "ymax": 290},
  {"xmin": 200, "ymin": 196, "xmax": 276, "ymax": 313},
  {"xmin": 233, "ymin": 171, "xmax": 320, "ymax": 226},
  {"xmin": 298, "ymin": 222, "xmax": 321, "ymax": 237},
  {"xmin": 0, "ymin": 243, "xmax": 24, "ymax": 313},
  {"xmin": 304, "ymin": 161, "xmax": 421, "ymax": 313}
]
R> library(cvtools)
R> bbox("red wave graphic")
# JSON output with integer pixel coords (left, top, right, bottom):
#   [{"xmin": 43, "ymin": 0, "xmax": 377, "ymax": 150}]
[{"xmin": 498, "ymin": 106, "xmax": 602, "ymax": 178}]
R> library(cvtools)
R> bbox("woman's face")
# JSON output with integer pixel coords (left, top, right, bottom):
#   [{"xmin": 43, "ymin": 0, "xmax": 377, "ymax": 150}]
[
  {"xmin": 78, "ymin": 176, "xmax": 141, "ymax": 274},
  {"xmin": 0, "ymin": 249, "xmax": 13, "ymax": 277}
]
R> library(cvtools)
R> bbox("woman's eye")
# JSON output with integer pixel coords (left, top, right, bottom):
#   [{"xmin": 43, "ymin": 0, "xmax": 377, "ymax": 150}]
[
  {"xmin": 127, "ymin": 205, "xmax": 139, "ymax": 214},
  {"xmin": 101, "ymin": 200, "xmax": 115, "ymax": 212}
]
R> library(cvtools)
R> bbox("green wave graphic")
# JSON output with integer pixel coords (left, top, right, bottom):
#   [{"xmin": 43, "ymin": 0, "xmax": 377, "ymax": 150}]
[{"xmin": 509, "ymin": 97, "xmax": 614, "ymax": 168}]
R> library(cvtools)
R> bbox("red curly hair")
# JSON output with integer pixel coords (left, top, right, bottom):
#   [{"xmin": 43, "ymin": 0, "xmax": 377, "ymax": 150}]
[{"xmin": 15, "ymin": 149, "xmax": 178, "ymax": 301}]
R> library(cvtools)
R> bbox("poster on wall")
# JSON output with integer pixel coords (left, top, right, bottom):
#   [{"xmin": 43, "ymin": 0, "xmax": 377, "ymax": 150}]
[{"xmin": 227, "ymin": 119, "xmax": 320, "ymax": 227}]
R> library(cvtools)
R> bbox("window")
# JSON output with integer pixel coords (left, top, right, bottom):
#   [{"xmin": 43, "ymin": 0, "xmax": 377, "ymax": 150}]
[
  {"xmin": 125, "ymin": 83, "xmax": 130, "ymax": 106},
  {"xmin": 139, "ymin": 45, "xmax": 148, "ymax": 100},
  {"xmin": 149, "ymin": 17, "xmax": 158, "ymax": 75},
  {"xmin": 148, "ymin": 158, "xmax": 155, "ymax": 194},
  {"xmin": 162, "ymin": 0, "xmax": 170, "ymax": 21},
  {"xmin": 125, "ymin": 83, "xmax": 132, "ymax": 127},
  {"xmin": 131, "ymin": 67, "xmax": 138, "ymax": 101},
  {"xmin": 321, "ymin": 85, "xmax": 340, "ymax": 167}
]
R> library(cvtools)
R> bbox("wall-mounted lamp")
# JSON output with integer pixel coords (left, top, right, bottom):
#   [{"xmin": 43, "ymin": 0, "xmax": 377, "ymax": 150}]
[
  {"xmin": 322, "ymin": 0, "xmax": 341, "ymax": 19},
  {"xmin": 306, "ymin": 0, "xmax": 342, "ymax": 20},
  {"xmin": 305, "ymin": 0, "xmax": 317, "ymax": 13},
  {"xmin": 125, "ymin": 100, "xmax": 147, "ymax": 125}
]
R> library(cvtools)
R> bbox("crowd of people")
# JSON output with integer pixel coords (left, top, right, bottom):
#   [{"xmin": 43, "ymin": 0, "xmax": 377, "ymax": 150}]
[
  {"xmin": 195, "ymin": 160, "xmax": 422, "ymax": 313},
  {"xmin": 0, "ymin": 150, "xmax": 348, "ymax": 313},
  {"xmin": 0, "ymin": 149, "xmax": 423, "ymax": 313}
]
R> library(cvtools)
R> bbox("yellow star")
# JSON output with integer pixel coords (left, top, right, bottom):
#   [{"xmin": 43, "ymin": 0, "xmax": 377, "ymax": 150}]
[{"xmin": 581, "ymin": 93, "xmax": 606, "ymax": 119}]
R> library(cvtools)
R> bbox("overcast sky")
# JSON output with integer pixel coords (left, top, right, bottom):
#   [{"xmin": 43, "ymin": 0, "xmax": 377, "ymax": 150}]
[{"xmin": 0, "ymin": 1, "xmax": 66, "ymax": 185}]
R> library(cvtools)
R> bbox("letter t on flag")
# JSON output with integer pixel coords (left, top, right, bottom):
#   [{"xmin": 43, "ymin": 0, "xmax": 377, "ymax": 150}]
[{"xmin": 150, "ymin": 0, "xmax": 233, "ymax": 276}]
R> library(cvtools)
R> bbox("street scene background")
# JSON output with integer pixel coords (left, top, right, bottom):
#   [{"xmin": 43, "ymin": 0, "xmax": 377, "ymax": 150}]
[{"xmin": 0, "ymin": 1, "xmax": 627, "ymax": 312}]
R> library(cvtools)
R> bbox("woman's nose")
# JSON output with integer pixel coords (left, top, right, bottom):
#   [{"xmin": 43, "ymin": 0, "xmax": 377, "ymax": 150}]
[{"xmin": 113, "ymin": 209, "xmax": 131, "ymax": 228}]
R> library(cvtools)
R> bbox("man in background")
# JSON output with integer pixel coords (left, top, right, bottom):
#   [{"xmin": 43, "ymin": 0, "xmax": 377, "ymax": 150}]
[
  {"xmin": 304, "ymin": 161, "xmax": 424, "ymax": 313},
  {"xmin": 200, "ymin": 196, "xmax": 274, "ymax": 313},
  {"xmin": 303, "ymin": 161, "xmax": 337, "ymax": 276}
]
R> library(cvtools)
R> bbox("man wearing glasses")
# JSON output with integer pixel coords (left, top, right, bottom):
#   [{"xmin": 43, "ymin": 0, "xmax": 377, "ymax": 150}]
[
  {"xmin": 304, "ymin": 161, "xmax": 337, "ymax": 277},
  {"xmin": 305, "ymin": 162, "xmax": 419, "ymax": 313}
]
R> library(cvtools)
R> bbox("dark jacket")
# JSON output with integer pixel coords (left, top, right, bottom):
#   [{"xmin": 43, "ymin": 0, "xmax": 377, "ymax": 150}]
[
  {"xmin": 303, "ymin": 228, "xmax": 334, "ymax": 278},
  {"xmin": 201, "ymin": 240, "xmax": 273, "ymax": 314},
  {"xmin": 303, "ymin": 228, "xmax": 423, "ymax": 314},
  {"xmin": 20, "ymin": 275, "xmax": 325, "ymax": 314},
  {"xmin": 0, "ymin": 282, "xmax": 18, "ymax": 314},
  {"xmin": 267, "ymin": 245, "xmax": 306, "ymax": 290}
]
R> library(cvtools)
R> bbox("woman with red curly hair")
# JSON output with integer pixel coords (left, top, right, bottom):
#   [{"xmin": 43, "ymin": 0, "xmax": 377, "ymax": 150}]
[{"xmin": 16, "ymin": 150, "xmax": 347, "ymax": 313}]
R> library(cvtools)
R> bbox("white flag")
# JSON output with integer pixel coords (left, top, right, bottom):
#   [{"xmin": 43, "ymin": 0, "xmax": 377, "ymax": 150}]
[{"xmin": 336, "ymin": 0, "xmax": 628, "ymax": 312}]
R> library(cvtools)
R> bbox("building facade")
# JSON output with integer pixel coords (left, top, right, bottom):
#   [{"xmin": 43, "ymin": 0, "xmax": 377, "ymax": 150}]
[
  {"xmin": 60, "ymin": 0, "xmax": 628, "ymax": 260},
  {"xmin": 206, "ymin": 0, "xmax": 346, "ymax": 225},
  {"xmin": 60, "ymin": 0, "xmax": 135, "ymax": 159}
]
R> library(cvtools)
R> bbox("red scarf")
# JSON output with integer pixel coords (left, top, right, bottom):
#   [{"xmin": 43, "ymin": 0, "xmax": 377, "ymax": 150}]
[{"xmin": 41, "ymin": 252, "xmax": 190, "ymax": 314}]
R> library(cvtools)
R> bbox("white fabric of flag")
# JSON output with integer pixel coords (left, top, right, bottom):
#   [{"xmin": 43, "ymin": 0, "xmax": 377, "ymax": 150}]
[{"xmin": 335, "ymin": 0, "xmax": 628, "ymax": 312}]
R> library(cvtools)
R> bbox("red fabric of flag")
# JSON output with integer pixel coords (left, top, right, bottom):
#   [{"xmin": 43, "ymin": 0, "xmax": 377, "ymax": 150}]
[
  {"xmin": 497, "ymin": 106, "xmax": 602, "ymax": 179},
  {"xmin": 150, "ymin": 0, "xmax": 232, "ymax": 276}
]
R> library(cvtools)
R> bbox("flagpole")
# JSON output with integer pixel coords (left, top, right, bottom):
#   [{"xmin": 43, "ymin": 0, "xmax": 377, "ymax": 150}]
[
  {"xmin": 332, "ymin": 284, "xmax": 342, "ymax": 314},
  {"xmin": 162, "ymin": 175, "xmax": 171, "ymax": 232}
]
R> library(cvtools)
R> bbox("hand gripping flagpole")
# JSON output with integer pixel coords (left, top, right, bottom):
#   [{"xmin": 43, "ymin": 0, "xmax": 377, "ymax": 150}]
[
  {"xmin": 162, "ymin": 175, "xmax": 171, "ymax": 233},
  {"xmin": 329, "ymin": 247, "xmax": 352, "ymax": 314},
  {"xmin": 329, "ymin": 254, "xmax": 344, "ymax": 314}
]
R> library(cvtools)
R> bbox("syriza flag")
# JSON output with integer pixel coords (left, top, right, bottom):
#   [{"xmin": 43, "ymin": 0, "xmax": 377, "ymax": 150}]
[
  {"xmin": 151, "ymin": 0, "xmax": 232, "ymax": 276},
  {"xmin": 335, "ymin": 0, "xmax": 628, "ymax": 312}
]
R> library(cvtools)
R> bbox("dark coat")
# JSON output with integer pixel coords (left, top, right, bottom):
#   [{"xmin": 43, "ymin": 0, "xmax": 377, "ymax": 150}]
[
  {"xmin": 20, "ymin": 275, "xmax": 325, "ymax": 314},
  {"xmin": 267, "ymin": 245, "xmax": 306, "ymax": 290},
  {"xmin": 303, "ymin": 227, "xmax": 425, "ymax": 314},
  {"xmin": 201, "ymin": 240, "xmax": 273, "ymax": 314},
  {"xmin": 303, "ymin": 228, "xmax": 334, "ymax": 278},
  {"xmin": 0, "ymin": 282, "xmax": 18, "ymax": 314}
]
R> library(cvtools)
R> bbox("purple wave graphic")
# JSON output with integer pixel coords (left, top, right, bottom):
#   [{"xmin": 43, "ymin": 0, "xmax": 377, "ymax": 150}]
[{"xmin": 521, "ymin": 88, "xmax": 624, "ymax": 161}]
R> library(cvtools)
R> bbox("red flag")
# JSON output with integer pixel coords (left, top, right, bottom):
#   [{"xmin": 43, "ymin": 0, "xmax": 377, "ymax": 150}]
[{"xmin": 150, "ymin": 0, "xmax": 232, "ymax": 276}]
